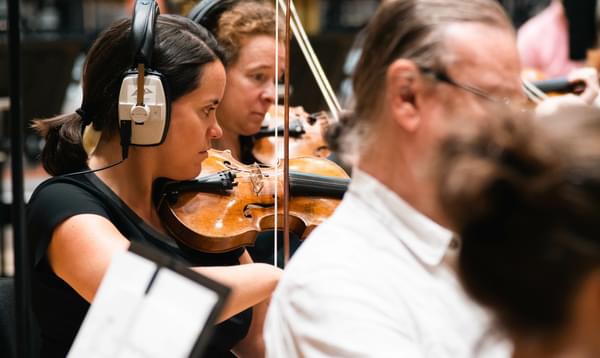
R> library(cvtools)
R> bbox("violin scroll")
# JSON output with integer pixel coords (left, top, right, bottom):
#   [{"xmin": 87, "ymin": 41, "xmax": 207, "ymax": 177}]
[{"xmin": 252, "ymin": 105, "xmax": 334, "ymax": 164}]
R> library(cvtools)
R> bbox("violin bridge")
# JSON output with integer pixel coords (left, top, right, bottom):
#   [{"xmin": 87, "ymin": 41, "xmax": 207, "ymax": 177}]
[{"xmin": 250, "ymin": 164, "xmax": 264, "ymax": 195}]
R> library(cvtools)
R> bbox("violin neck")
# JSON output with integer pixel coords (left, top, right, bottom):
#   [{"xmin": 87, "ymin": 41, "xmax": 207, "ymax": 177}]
[
  {"xmin": 159, "ymin": 170, "xmax": 349, "ymax": 202},
  {"xmin": 289, "ymin": 172, "xmax": 349, "ymax": 199},
  {"xmin": 159, "ymin": 171, "xmax": 236, "ymax": 205},
  {"xmin": 254, "ymin": 118, "xmax": 305, "ymax": 139}
]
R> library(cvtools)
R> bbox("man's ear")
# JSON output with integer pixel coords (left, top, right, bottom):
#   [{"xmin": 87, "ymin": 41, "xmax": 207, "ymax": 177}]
[{"xmin": 386, "ymin": 59, "xmax": 421, "ymax": 132}]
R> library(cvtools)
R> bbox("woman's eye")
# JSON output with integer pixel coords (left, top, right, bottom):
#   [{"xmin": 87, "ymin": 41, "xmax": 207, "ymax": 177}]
[
  {"xmin": 252, "ymin": 73, "xmax": 266, "ymax": 82},
  {"xmin": 202, "ymin": 108, "xmax": 216, "ymax": 117}
]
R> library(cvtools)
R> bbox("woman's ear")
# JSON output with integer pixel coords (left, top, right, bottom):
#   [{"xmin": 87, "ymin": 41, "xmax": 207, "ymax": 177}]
[{"xmin": 386, "ymin": 59, "xmax": 421, "ymax": 132}]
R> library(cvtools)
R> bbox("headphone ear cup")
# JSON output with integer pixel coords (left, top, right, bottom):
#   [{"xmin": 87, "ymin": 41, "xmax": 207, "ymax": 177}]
[
  {"xmin": 123, "ymin": 0, "xmax": 171, "ymax": 150},
  {"xmin": 118, "ymin": 70, "xmax": 171, "ymax": 146}
]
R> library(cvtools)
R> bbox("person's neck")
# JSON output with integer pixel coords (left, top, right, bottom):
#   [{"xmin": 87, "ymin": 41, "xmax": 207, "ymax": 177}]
[
  {"xmin": 212, "ymin": 127, "xmax": 241, "ymax": 160},
  {"xmin": 88, "ymin": 137, "xmax": 163, "ymax": 231},
  {"xmin": 357, "ymin": 130, "xmax": 446, "ymax": 227}
]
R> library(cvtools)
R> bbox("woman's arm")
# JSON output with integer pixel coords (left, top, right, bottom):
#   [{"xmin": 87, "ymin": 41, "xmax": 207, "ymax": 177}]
[
  {"xmin": 48, "ymin": 214, "xmax": 281, "ymax": 324},
  {"xmin": 48, "ymin": 214, "xmax": 131, "ymax": 303},
  {"xmin": 231, "ymin": 250, "xmax": 273, "ymax": 357},
  {"xmin": 193, "ymin": 250, "xmax": 281, "ymax": 323}
]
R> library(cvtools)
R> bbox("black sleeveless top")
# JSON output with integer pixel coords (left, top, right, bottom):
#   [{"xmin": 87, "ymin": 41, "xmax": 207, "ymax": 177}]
[{"xmin": 27, "ymin": 173, "xmax": 251, "ymax": 358}]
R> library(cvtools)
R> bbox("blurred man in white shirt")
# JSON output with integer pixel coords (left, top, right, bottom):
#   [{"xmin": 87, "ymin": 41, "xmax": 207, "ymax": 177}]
[{"xmin": 265, "ymin": 0, "xmax": 522, "ymax": 356}]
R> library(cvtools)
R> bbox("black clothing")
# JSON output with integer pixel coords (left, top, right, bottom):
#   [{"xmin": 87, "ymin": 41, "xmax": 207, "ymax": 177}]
[
  {"xmin": 27, "ymin": 173, "xmax": 251, "ymax": 358},
  {"xmin": 247, "ymin": 231, "xmax": 302, "ymax": 268},
  {"xmin": 239, "ymin": 135, "xmax": 258, "ymax": 165}
]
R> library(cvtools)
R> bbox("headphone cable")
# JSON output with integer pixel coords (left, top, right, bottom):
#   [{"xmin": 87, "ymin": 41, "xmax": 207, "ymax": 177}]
[
  {"xmin": 61, "ymin": 120, "xmax": 131, "ymax": 178},
  {"xmin": 60, "ymin": 158, "xmax": 127, "ymax": 178}
]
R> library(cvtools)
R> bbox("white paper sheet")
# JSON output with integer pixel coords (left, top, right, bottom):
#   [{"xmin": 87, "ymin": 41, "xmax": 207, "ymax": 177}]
[{"xmin": 67, "ymin": 250, "xmax": 220, "ymax": 358}]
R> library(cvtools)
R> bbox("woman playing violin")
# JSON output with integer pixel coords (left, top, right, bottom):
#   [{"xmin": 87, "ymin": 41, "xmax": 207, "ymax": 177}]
[
  {"xmin": 189, "ymin": 0, "xmax": 285, "ymax": 165},
  {"xmin": 189, "ymin": 0, "xmax": 306, "ymax": 265},
  {"xmin": 28, "ymin": 10, "xmax": 279, "ymax": 358}
]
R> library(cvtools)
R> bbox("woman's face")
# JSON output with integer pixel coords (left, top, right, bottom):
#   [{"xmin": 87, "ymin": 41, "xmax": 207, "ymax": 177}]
[
  {"xmin": 217, "ymin": 35, "xmax": 285, "ymax": 136},
  {"xmin": 158, "ymin": 61, "xmax": 225, "ymax": 180}
]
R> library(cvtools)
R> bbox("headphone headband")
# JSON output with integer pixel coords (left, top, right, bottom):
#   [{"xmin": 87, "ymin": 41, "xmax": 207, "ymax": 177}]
[
  {"xmin": 132, "ymin": 0, "xmax": 160, "ymax": 67},
  {"xmin": 188, "ymin": 0, "xmax": 237, "ymax": 32}
]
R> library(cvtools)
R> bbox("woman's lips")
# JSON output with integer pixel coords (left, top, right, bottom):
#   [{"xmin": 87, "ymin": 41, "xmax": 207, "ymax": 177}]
[{"xmin": 250, "ymin": 112, "xmax": 267, "ymax": 121}]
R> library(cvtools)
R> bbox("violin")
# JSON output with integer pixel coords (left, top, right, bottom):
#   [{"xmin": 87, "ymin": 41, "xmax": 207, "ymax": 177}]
[
  {"xmin": 522, "ymin": 68, "xmax": 586, "ymax": 102},
  {"xmin": 156, "ymin": 149, "xmax": 349, "ymax": 253},
  {"xmin": 528, "ymin": 77, "xmax": 585, "ymax": 95},
  {"xmin": 251, "ymin": 105, "xmax": 333, "ymax": 164}
]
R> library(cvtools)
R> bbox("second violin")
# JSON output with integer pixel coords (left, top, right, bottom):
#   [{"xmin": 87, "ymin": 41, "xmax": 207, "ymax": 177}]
[{"xmin": 251, "ymin": 105, "xmax": 334, "ymax": 164}]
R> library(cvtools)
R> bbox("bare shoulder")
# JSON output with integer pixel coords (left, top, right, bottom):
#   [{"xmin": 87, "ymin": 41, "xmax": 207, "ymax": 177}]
[{"xmin": 48, "ymin": 213, "xmax": 130, "ymax": 302}]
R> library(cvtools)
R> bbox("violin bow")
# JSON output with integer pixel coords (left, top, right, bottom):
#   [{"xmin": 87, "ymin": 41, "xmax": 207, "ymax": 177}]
[
  {"xmin": 522, "ymin": 77, "xmax": 547, "ymax": 104},
  {"xmin": 269, "ymin": 0, "xmax": 291, "ymax": 267},
  {"xmin": 277, "ymin": 0, "xmax": 342, "ymax": 119},
  {"xmin": 275, "ymin": 0, "xmax": 344, "ymax": 266}
]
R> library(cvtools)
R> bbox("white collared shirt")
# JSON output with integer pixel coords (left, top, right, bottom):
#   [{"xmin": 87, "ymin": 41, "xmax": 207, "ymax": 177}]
[{"xmin": 264, "ymin": 168, "xmax": 509, "ymax": 357}]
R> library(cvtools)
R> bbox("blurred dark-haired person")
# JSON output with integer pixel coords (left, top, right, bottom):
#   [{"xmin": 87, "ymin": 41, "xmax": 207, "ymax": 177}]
[
  {"xmin": 437, "ymin": 104, "xmax": 600, "ymax": 358},
  {"xmin": 264, "ymin": 0, "xmax": 522, "ymax": 356}
]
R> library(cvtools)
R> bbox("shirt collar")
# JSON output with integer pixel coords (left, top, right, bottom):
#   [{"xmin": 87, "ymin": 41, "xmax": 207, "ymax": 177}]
[{"xmin": 348, "ymin": 168, "xmax": 454, "ymax": 266}]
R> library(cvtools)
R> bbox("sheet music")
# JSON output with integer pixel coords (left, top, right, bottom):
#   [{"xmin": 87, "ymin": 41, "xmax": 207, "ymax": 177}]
[{"xmin": 68, "ymin": 250, "xmax": 221, "ymax": 358}]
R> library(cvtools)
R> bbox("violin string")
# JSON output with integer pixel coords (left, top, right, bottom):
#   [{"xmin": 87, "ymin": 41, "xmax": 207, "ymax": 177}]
[
  {"xmin": 228, "ymin": 170, "xmax": 348, "ymax": 190},
  {"xmin": 233, "ymin": 170, "xmax": 347, "ymax": 183},
  {"xmin": 521, "ymin": 78, "xmax": 546, "ymax": 104},
  {"xmin": 287, "ymin": 174, "xmax": 350, "ymax": 190},
  {"xmin": 524, "ymin": 78, "xmax": 547, "ymax": 100},
  {"xmin": 289, "ymin": 174, "xmax": 349, "ymax": 184}
]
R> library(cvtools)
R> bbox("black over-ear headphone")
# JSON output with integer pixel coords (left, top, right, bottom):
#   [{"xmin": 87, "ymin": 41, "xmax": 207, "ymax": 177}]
[
  {"xmin": 118, "ymin": 0, "xmax": 171, "ymax": 160},
  {"xmin": 188, "ymin": 0, "xmax": 238, "ymax": 31}
]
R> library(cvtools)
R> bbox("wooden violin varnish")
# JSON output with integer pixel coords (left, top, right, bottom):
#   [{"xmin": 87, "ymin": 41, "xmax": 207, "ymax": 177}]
[{"xmin": 157, "ymin": 149, "xmax": 350, "ymax": 253}]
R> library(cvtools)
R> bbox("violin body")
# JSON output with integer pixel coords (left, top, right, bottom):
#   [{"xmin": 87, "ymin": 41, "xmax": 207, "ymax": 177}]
[
  {"xmin": 252, "ymin": 105, "xmax": 333, "ymax": 164},
  {"xmin": 158, "ymin": 149, "xmax": 350, "ymax": 253}
]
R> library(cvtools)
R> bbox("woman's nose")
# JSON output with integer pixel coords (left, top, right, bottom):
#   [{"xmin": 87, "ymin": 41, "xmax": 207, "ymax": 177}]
[
  {"xmin": 261, "ymin": 83, "xmax": 276, "ymax": 104},
  {"xmin": 210, "ymin": 119, "xmax": 223, "ymax": 139}
]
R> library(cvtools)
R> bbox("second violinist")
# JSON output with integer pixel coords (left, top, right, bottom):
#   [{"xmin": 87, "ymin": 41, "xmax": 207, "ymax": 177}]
[
  {"xmin": 189, "ymin": 0, "xmax": 285, "ymax": 165},
  {"xmin": 189, "ymin": 0, "xmax": 303, "ymax": 265}
]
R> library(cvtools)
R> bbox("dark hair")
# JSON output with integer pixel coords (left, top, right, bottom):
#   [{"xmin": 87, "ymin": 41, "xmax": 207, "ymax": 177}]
[
  {"xmin": 327, "ymin": 0, "xmax": 512, "ymax": 162},
  {"xmin": 33, "ymin": 15, "xmax": 225, "ymax": 176},
  {"xmin": 437, "ymin": 105, "xmax": 600, "ymax": 340}
]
